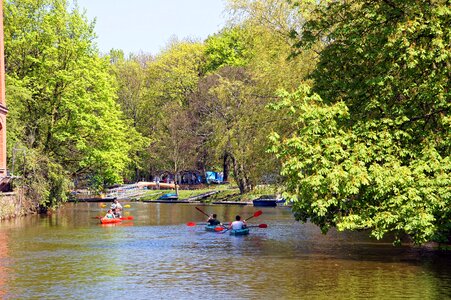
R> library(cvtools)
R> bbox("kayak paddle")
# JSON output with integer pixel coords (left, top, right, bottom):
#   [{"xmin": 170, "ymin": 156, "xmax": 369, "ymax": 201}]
[
  {"xmin": 214, "ymin": 226, "xmax": 228, "ymax": 232},
  {"xmin": 248, "ymin": 224, "xmax": 268, "ymax": 228},
  {"xmin": 244, "ymin": 210, "xmax": 262, "ymax": 222},
  {"xmin": 195, "ymin": 206, "xmax": 210, "ymax": 218}
]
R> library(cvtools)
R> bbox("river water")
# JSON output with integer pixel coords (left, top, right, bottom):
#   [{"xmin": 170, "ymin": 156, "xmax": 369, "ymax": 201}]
[{"xmin": 0, "ymin": 202, "xmax": 449, "ymax": 299}]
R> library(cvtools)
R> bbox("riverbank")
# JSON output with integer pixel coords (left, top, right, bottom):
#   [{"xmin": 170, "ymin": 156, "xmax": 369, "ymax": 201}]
[{"xmin": 0, "ymin": 189, "xmax": 39, "ymax": 220}]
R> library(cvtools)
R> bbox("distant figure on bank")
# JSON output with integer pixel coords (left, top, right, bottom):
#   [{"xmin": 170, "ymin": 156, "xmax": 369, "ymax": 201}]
[
  {"xmin": 230, "ymin": 215, "xmax": 246, "ymax": 230},
  {"xmin": 207, "ymin": 214, "xmax": 221, "ymax": 226}
]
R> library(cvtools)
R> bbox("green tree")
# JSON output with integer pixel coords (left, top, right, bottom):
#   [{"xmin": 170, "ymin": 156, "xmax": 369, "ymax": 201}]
[
  {"xmin": 226, "ymin": 0, "xmax": 318, "ymax": 91},
  {"xmin": 272, "ymin": 0, "xmax": 451, "ymax": 244},
  {"xmin": 5, "ymin": 0, "xmax": 144, "ymax": 204},
  {"xmin": 144, "ymin": 41, "xmax": 205, "ymax": 180},
  {"xmin": 204, "ymin": 27, "xmax": 251, "ymax": 72},
  {"xmin": 151, "ymin": 102, "xmax": 197, "ymax": 194},
  {"xmin": 197, "ymin": 2, "xmax": 317, "ymax": 188},
  {"xmin": 192, "ymin": 67, "xmax": 278, "ymax": 193},
  {"xmin": 109, "ymin": 50, "xmax": 152, "ymax": 181},
  {"xmin": 147, "ymin": 40, "xmax": 205, "ymax": 106}
]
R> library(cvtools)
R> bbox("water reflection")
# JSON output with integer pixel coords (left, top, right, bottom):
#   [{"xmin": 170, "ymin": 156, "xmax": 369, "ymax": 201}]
[{"xmin": 0, "ymin": 202, "xmax": 448, "ymax": 299}]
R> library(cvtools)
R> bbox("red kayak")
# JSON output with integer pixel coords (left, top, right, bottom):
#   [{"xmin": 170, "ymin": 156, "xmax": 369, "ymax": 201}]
[
  {"xmin": 99, "ymin": 216, "xmax": 134, "ymax": 224},
  {"xmin": 100, "ymin": 217, "xmax": 122, "ymax": 224}
]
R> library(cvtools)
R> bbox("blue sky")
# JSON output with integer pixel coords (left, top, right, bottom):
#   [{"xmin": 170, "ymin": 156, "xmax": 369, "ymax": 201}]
[{"xmin": 76, "ymin": 0, "xmax": 227, "ymax": 56}]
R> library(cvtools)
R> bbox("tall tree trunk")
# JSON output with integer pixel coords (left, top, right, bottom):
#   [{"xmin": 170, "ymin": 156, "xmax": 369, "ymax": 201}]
[
  {"xmin": 198, "ymin": 149, "xmax": 207, "ymax": 184},
  {"xmin": 135, "ymin": 167, "xmax": 140, "ymax": 182},
  {"xmin": 174, "ymin": 159, "xmax": 179, "ymax": 196},
  {"xmin": 230, "ymin": 154, "xmax": 251, "ymax": 194},
  {"xmin": 134, "ymin": 151, "xmax": 140, "ymax": 181},
  {"xmin": 175, "ymin": 172, "xmax": 179, "ymax": 195},
  {"xmin": 223, "ymin": 151, "xmax": 229, "ymax": 182}
]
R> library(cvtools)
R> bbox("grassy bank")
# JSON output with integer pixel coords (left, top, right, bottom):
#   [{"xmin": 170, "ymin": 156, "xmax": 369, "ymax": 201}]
[{"xmin": 138, "ymin": 184, "xmax": 281, "ymax": 203}]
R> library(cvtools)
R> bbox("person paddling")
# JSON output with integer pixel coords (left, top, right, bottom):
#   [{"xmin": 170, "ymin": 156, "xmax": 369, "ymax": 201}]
[
  {"xmin": 111, "ymin": 199, "xmax": 122, "ymax": 214},
  {"xmin": 112, "ymin": 208, "xmax": 121, "ymax": 218},
  {"xmin": 207, "ymin": 214, "xmax": 221, "ymax": 226},
  {"xmin": 104, "ymin": 209, "xmax": 115, "ymax": 219},
  {"xmin": 229, "ymin": 215, "xmax": 246, "ymax": 230}
]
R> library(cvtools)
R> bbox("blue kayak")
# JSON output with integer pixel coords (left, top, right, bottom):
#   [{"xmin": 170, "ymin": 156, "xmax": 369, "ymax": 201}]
[
  {"xmin": 229, "ymin": 228, "xmax": 249, "ymax": 236},
  {"xmin": 205, "ymin": 225, "xmax": 217, "ymax": 232},
  {"xmin": 205, "ymin": 225, "xmax": 224, "ymax": 232}
]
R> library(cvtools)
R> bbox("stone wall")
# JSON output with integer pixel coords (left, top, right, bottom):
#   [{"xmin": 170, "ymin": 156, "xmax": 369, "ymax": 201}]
[{"xmin": 0, "ymin": 189, "xmax": 39, "ymax": 220}]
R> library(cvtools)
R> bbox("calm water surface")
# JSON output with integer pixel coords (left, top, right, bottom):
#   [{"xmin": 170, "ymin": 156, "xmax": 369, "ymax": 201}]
[{"xmin": 0, "ymin": 202, "xmax": 449, "ymax": 299}]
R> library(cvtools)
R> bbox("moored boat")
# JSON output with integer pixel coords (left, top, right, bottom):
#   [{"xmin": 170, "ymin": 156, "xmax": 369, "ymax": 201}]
[
  {"xmin": 253, "ymin": 195, "xmax": 285, "ymax": 207},
  {"xmin": 252, "ymin": 199, "xmax": 277, "ymax": 207},
  {"xmin": 229, "ymin": 228, "xmax": 250, "ymax": 236},
  {"xmin": 158, "ymin": 193, "xmax": 178, "ymax": 200}
]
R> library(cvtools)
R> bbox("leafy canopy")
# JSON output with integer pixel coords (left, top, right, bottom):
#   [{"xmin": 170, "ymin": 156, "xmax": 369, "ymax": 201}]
[
  {"xmin": 271, "ymin": 0, "xmax": 450, "ymax": 244},
  {"xmin": 5, "ymin": 0, "xmax": 144, "ymax": 198}
]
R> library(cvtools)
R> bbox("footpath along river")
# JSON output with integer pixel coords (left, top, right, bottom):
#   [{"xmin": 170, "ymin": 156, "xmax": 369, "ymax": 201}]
[{"xmin": 0, "ymin": 202, "xmax": 449, "ymax": 299}]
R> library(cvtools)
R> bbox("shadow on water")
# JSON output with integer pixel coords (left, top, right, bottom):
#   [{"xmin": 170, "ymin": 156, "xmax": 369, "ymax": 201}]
[{"xmin": 0, "ymin": 202, "xmax": 448, "ymax": 299}]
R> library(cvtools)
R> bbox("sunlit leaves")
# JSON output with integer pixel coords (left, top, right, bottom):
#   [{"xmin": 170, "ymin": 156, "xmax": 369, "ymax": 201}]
[
  {"xmin": 277, "ymin": 0, "xmax": 451, "ymax": 244},
  {"xmin": 271, "ymin": 81, "xmax": 450, "ymax": 244},
  {"xmin": 5, "ymin": 0, "xmax": 143, "ymax": 197}
]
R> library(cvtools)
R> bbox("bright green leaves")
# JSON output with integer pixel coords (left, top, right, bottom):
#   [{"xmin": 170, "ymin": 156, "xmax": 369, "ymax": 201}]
[
  {"xmin": 5, "ymin": 0, "xmax": 144, "ymax": 198},
  {"xmin": 279, "ymin": 0, "xmax": 451, "ymax": 244},
  {"xmin": 148, "ymin": 41, "xmax": 205, "ymax": 106},
  {"xmin": 109, "ymin": 51, "xmax": 152, "ymax": 181},
  {"xmin": 204, "ymin": 27, "xmax": 251, "ymax": 72},
  {"xmin": 193, "ymin": 66, "xmax": 276, "ymax": 194},
  {"xmin": 271, "ymin": 81, "xmax": 450, "ymax": 244},
  {"xmin": 143, "ymin": 41, "xmax": 206, "ymax": 180},
  {"xmin": 270, "ymin": 85, "xmax": 354, "ymax": 220}
]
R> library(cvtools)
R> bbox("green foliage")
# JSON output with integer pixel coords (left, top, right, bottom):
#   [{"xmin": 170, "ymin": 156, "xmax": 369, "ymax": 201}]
[
  {"xmin": 147, "ymin": 41, "xmax": 205, "ymax": 105},
  {"xmin": 12, "ymin": 145, "xmax": 72, "ymax": 208},
  {"xmin": 192, "ymin": 66, "xmax": 279, "ymax": 193},
  {"xmin": 192, "ymin": 1, "xmax": 318, "ymax": 192},
  {"xmin": 226, "ymin": 0, "xmax": 319, "ymax": 91},
  {"xmin": 5, "ymin": 0, "xmax": 144, "ymax": 202},
  {"xmin": 273, "ymin": 0, "xmax": 451, "ymax": 244},
  {"xmin": 273, "ymin": 0, "xmax": 450, "ymax": 244},
  {"xmin": 109, "ymin": 51, "xmax": 152, "ymax": 181},
  {"xmin": 270, "ymin": 85, "xmax": 352, "ymax": 232},
  {"xmin": 204, "ymin": 27, "xmax": 251, "ymax": 72},
  {"xmin": 272, "ymin": 0, "xmax": 451, "ymax": 246},
  {"xmin": 143, "ymin": 41, "xmax": 205, "ymax": 179}
]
